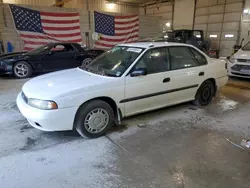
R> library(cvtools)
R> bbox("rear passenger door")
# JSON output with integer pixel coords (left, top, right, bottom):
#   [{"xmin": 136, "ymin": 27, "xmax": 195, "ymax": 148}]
[{"xmin": 166, "ymin": 46, "xmax": 208, "ymax": 104}]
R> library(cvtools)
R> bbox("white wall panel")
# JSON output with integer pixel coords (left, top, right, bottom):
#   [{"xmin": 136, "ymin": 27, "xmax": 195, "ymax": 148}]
[
  {"xmin": 224, "ymin": 12, "xmax": 241, "ymax": 22},
  {"xmin": 220, "ymin": 40, "xmax": 237, "ymax": 56},
  {"xmin": 210, "ymin": 0, "xmax": 219, "ymax": 5},
  {"xmin": 174, "ymin": 0, "xmax": 195, "ymax": 29},
  {"xmin": 3, "ymin": 0, "xmax": 53, "ymax": 6},
  {"xmin": 195, "ymin": 15, "xmax": 208, "ymax": 24},
  {"xmin": 194, "ymin": 24, "xmax": 207, "ymax": 30},
  {"xmin": 225, "ymin": 2, "xmax": 242, "ymax": 12},
  {"xmin": 218, "ymin": 0, "xmax": 226, "ymax": 3},
  {"xmin": 223, "ymin": 22, "xmax": 239, "ymax": 31},
  {"xmin": 226, "ymin": 0, "xmax": 242, "ymax": 3},
  {"xmin": 197, "ymin": 0, "xmax": 209, "ymax": 7},
  {"xmin": 207, "ymin": 23, "xmax": 222, "ymax": 31},
  {"xmin": 208, "ymin": 14, "xmax": 223, "ymax": 23},
  {"xmin": 209, "ymin": 5, "xmax": 224, "ymax": 14},
  {"xmin": 196, "ymin": 7, "xmax": 208, "ymax": 16}
]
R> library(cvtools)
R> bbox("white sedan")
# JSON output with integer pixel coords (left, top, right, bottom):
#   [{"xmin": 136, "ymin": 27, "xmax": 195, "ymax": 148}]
[
  {"xmin": 17, "ymin": 42, "xmax": 228, "ymax": 138},
  {"xmin": 227, "ymin": 41, "xmax": 250, "ymax": 78}
]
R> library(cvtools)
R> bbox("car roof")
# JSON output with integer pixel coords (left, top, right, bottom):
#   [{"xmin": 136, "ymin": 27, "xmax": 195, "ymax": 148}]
[{"xmin": 117, "ymin": 42, "xmax": 194, "ymax": 49}]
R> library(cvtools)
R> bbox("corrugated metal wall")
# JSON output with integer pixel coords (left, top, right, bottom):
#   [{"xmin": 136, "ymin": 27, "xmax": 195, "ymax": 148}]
[
  {"xmin": 194, "ymin": 0, "xmax": 243, "ymax": 57},
  {"xmin": 241, "ymin": 0, "xmax": 250, "ymax": 45},
  {"xmin": 2, "ymin": 0, "xmax": 54, "ymax": 6},
  {"xmin": 64, "ymin": 0, "xmax": 139, "ymax": 14},
  {"xmin": 139, "ymin": 1, "xmax": 173, "ymax": 30},
  {"xmin": 174, "ymin": 0, "xmax": 195, "ymax": 29},
  {"xmin": 0, "ymin": 3, "xmax": 161, "ymax": 51}
]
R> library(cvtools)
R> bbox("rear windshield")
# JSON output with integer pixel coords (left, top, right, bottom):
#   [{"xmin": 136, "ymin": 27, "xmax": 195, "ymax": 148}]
[{"xmin": 242, "ymin": 42, "xmax": 250, "ymax": 51}]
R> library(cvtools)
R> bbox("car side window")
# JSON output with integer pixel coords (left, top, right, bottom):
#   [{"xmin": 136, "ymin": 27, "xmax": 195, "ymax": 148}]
[
  {"xmin": 190, "ymin": 47, "xmax": 207, "ymax": 65},
  {"xmin": 169, "ymin": 46, "xmax": 199, "ymax": 70},
  {"xmin": 134, "ymin": 48, "xmax": 170, "ymax": 74},
  {"xmin": 50, "ymin": 44, "xmax": 75, "ymax": 53},
  {"xmin": 50, "ymin": 45, "xmax": 65, "ymax": 53}
]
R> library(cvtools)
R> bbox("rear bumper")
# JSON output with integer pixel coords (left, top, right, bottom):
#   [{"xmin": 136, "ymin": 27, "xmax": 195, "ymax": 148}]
[{"xmin": 216, "ymin": 76, "xmax": 228, "ymax": 88}]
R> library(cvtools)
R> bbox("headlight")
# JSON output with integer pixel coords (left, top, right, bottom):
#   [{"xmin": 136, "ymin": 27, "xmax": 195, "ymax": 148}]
[
  {"xmin": 229, "ymin": 56, "xmax": 236, "ymax": 63},
  {"xmin": 28, "ymin": 98, "xmax": 58, "ymax": 110}
]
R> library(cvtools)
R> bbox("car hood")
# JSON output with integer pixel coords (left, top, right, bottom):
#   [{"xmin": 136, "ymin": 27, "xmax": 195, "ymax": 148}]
[
  {"xmin": 22, "ymin": 68, "xmax": 115, "ymax": 99},
  {"xmin": 0, "ymin": 52, "xmax": 27, "ymax": 60},
  {"xmin": 233, "ymin": 49, "xmax": 250, "ymax": 59}
]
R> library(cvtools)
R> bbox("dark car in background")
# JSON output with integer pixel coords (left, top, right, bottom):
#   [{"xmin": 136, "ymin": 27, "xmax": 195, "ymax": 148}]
[
  {"xmin": 139, "ymin": 30, "xmax": 211, "ymax": 54},
  {"xmin": 0, "ymin": 43, "xmax": 104, "ymax": 78}
]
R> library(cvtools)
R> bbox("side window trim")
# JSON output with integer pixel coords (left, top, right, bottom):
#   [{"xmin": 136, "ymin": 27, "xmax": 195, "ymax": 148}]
[
  {"xmin": 188, "ymin": 47, "xmax": 200, "ymax": 65},
  {"xmin": 189, "ymin": 47, "xmax": 208, "ymax": 66},
  {"xmin": 168, "ymin": 46, "xmax": 200, "ymax": 71}
]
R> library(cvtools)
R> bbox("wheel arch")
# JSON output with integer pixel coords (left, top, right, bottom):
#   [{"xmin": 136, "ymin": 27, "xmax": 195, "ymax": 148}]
[
  {"xmin": 13, "ymin": 60, "xmax": 35, "ymax": 70},
  {"xmin": 73, "ymin": 96, "xmax": 122, "ymax": 126},
  {"xmin": 198, "ymin": 78, "xmax": 217, "ymax": 96}
]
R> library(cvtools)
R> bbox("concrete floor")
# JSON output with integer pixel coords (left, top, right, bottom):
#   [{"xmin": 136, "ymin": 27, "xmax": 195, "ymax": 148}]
[{"xmin": 1, "ymin": 75, "xmax": 250, "ymax": 188}]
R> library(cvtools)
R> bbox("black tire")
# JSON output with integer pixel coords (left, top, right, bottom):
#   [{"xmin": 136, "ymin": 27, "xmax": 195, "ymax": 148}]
[
  {"xmin": 74, "ymin": 100, "xmax": 114, "ymax": 138},
  {"xmin": 193, "ymin": 80, "xmax": 215, "ymax": 106},
  {"xmin": 82, "ymin": 57, "xmax": 93, "ymax": 67},
  {"xmin": 13, "ymin": 61, "xmax": 33, "ymax": 79}
]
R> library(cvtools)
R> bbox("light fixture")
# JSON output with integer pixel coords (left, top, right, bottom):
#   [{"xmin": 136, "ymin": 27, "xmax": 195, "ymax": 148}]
[
  {"xmin": 166, "ymin": 22, "xmax": 171, "ymax": 27},
  {"xmin": 209, "ymin": 34, "xmax": 217, "ymax": 38},
  {"xmin": 106, "ymin": 1, "xmax": 116, "ymax": 10},
  {"xmin": 196, "ymin": 35, "xmax": 201, "ymax": 38},
  {"xmin": 244, "ymin": 9, "xmax": 249, "ymax": 14},
  {"xmin": 225, "ymin": 34, "xmax": 234, "ymax": 38}
]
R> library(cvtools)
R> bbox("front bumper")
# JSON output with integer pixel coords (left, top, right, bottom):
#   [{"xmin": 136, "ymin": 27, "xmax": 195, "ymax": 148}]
[
  {"xmin": 16, "ymin": 92, "xmax": 79, "ymax": 131},
  {"xmin": 227, "ymin": 62, "xmax": 250, "ymax": 78},
  {"xmin": 0, "ymin": 64, "xmax": 13, "ymax": 75}
]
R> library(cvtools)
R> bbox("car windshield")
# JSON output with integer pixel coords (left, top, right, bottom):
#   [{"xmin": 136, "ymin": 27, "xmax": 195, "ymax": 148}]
[
  {"xmin": 81, "ymin": 46, "xmax": 144, "ymax": 77},
  {"xmin": 242, "ymin": 42, "xmax": 250, "ymax": 51},
  {"xmin": 26, "ymin": 44, "xmax": 50, "ymax": 54}
]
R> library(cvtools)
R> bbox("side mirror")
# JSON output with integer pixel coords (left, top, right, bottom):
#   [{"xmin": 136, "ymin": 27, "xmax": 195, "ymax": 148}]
[{"xmin": 130, "ymin": 68, "xmax": 147, "ymax": 77}]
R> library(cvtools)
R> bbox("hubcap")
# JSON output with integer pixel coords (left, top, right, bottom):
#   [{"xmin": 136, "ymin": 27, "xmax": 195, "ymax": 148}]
[
  {"xmin": 14, "ymin": 63, "xmax": 28, "ymax": 77},
  {"xmin": 84, "ymin": 108, "xmax": 109, "ymax": 134},
  {"xmin": 82, "ymin": 58, "xmax": 92, "ymax": 67}
]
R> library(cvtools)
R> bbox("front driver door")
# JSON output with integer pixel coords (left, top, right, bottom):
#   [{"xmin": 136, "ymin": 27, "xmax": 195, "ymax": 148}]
[
  {"xmin": 123, "ymin": 47, "xmax": 172, "ymax": 116},
  {"xmin": 42, "ymin": 44, "xmax": 78, "ymax": 71}
]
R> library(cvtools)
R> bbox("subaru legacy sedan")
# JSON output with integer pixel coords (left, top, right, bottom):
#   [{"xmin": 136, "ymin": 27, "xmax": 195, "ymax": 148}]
[{"xmin": 17, "ymin": 42, "xmax": 228, "ymax": 138}]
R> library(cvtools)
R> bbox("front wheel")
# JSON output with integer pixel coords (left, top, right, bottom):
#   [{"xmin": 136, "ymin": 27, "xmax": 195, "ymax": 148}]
[
  {"xmin": 74, "ymin": 100, "xmax": 114, "ymax": 138},
  {"xmin": 82, "ymin": 57, "xmax": 93, "ymax": 67},
  {"xmin": 13, "ymin": 61, "xmax": 33, "ymax": 79},
  {"xmin": 193, "ymin": 80, "xmax": 215, "ymax": 106}
]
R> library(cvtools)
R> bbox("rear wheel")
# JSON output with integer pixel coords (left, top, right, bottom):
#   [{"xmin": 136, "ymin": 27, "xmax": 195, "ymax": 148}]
[
  {"xmin": 13, "ymin": 61, "xmax": 33, "ymax": 79},
  {"xmin": 74, "ymin": 100, "xmax": 114, "ymax": 138},
  {"xmin": 193, "ymin": 80, "xmax": 215, "ymax": 106}
]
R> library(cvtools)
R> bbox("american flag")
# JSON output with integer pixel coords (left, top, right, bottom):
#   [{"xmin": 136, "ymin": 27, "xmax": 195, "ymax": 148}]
[
  {"xmin": 9, "ymin": 5, "xmax": 82, "ymax": 51},
  {"xmin": 94, "ymin": 11, "xmax": 139, "ymax": 49}
]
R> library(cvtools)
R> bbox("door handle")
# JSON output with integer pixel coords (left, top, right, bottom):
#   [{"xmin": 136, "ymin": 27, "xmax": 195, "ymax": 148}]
[
  {"xmin": 163, "ymin": 77, "xmax": 171, "ymax": 83},
  {"xmin": 199, "ymin": 72, "xmax": 205, "ymax": 76}
]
